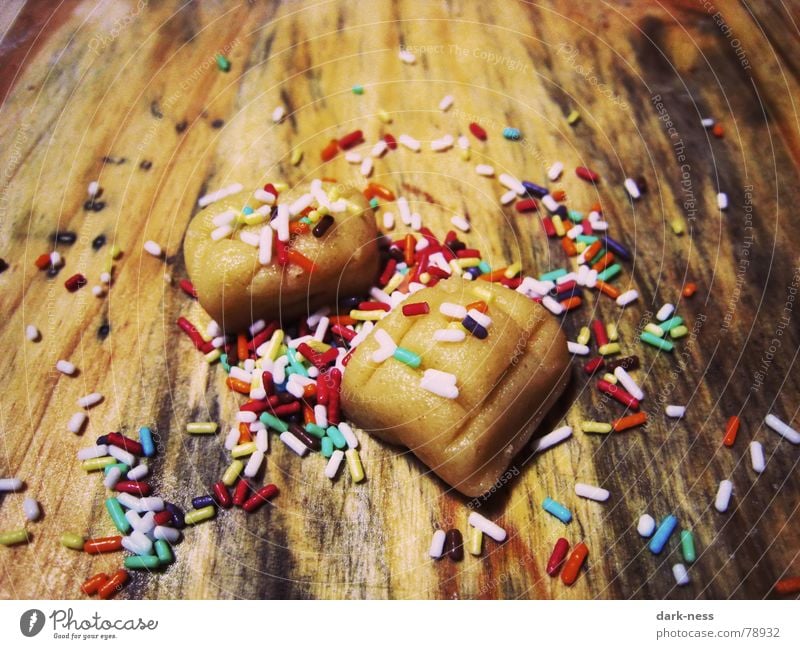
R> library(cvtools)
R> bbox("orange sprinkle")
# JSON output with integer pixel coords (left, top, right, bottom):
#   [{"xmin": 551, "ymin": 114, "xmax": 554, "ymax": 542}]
[
  {"xmin": 712, "ymin": 123, "xmax": 724, "ymax": 138},
  {"xmin": 551, "ymin": 189, "xmax": 567, "ymax": 202},
  {"xmin": 329, "ymin": 316, "xmax": 357, "ymax": 327},
  {"xmin": 237, "ymin": 334, "xmax": 248, "ymax": 363},
  {"xmin": 583, "ymin": 240, "xmax": 602, "ymax": 262},
  {"xmin": 303, "ymin": 403, "xmax": 315, "ymax": 426},
  {"xmin": 290, "ymin": 222, "xmax": 310, "ymax": 235},
  {"xmin": 590, "ymin": 202, "xmax": 602, "ymax": 213},
  {"xmin": 303, "ymin": 383, "xmax": 317, "ymax": 400},
  {"xmin": 561, "ymin": 543, "xmax": 588, "ymax": 585},
  {"xmin": 682, "ymin": 282, "xmax": 697, "ymax": 298},
  {"xmin": 591, "ymin": 251, "xmax": 615, "ymax": 272},
  {"xmin": 321, "ymin": 139, "xmax": 339, "ymax": 162},
  {"xmin": 321, "ymin": 177, "xmax": 339, "ymax": 184},
  {"xmin": 561, "ymin": 237, "xmax": 577, "ymax": 256},
  {"xmin": 404, "ymin": 234, "xmax": 415, "ymax": 266},
  {"xmin": 596, "ymin": 280, "xmax": 620, "ymax": 299},
  {"xmin": 723, "ymin": 416, "xmax": 740, "ymax": 447},
  {"xmin": 287, "ymin": 249, "xmax": 317, "ymax": 274},
  {"xmin": 775, "ymin": 576, "xmax": 800, "ymax": 595},
  {"xmin": 612, "ymin": 411, "xmax": 647, "ymax": 432},
  {"xmin": 238, "ymin": 422, "xmax": 252, "ymax": 443},
  {"xmin": 364, "ymin": 182, "xmax": 395, "ymax": 201},
  {"xmin": 466, "ymin": 300, "xmax": 488, "ymax": 313},
  {"xmin": 478, "ymin": 269, "xmax": 506, "ymax": 282},
  {"xmin": 226, "ymin": 377, "xmax": 251, "ymax": 394},
  {"xmin": 560, "ymin": 296, "xmax": 582, "ymax": 311},
  {"xmin": 34, "ymin": 253, "xmax": 51, "ymax": 269}
]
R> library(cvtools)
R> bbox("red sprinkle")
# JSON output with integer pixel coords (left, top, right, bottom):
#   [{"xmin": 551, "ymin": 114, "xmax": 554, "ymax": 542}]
[
  {"xmin": 591, "ymin": 319, "xmax": 609, "ymax": 347},
  {"xmin": 35, "ymin": 253, "xmax": 51, "ymax": 270},
  {"xmin": 153, "ymin": 511, "xmax": 173, "ymax": 526},
  {"xmin": 383, "ymin": 133, "xmax": 397, "ymax": 150},
  {"xmin": 106, "ymin": 432, "xmax": 143, "ymax": 456},
  {"xmin": 358, "ymin": 301, "xmax": 390, "ymax": 311},
  {"xmin": 547, "ymin": 537, "xmax": 570, "ymax": 576},
  {"xmin": 402, "ymin": 302, "xmax": 430, "ymax": 316},
  {"xmin": 212, "ymin": 481, "xmax": 232, "ymax": 509},
  {"xmin": 233, "ymin": 478, "xmax": 251, "ymax": 507},
  {"xmin": 114, "ymin": 480, "xmax": 152, "ymax": 497},
  {"xmin": 331, "ymin": 324, "xmax": 356, "ymax": 342},
  {"xmin": 338, "ymin": 130, "xmax": 364, "ymax": 150},
  {"xmin": 723, "ymin": 416, "xmax": 740, "ymax": 447},
  {"xmin": 515, "ymin": 198, "xmax": 538, "ymax": 213},
  {"xmin": 243, "ymin": 484, "xmax": 279, "ymax": 513},
  {"xmin": 179, "ymin": 278, "xmax": 197, "ymax": 298},
  {"xmin": 542, "ymin": 217, "xmax": 556, "ymax": 237},
  {"xmin": 469, "ymin": 122, "xmax": 487, "ymax": 140},
  {"xmin": 597, "ymin": 379, "xmax": 640, "ymax": 410},
  {"xmin": 321, "ymin": 139, "xmax": 339, "ymax": 162},
  {"xmin": 65, "ymin": 273, "xmax": 87, "ymax": 292},
  {"xmin": 575, "ymin": 166, "xmax": 600, "ymax": 183},
  {"xmin": 379, "ymin": 258, "xmax": 398, "ymax": 286},
  {"xmin": 327, "ymin": 368, "xmax": 342, "ymax": 425},
  {"xmin": 177, "ymin": 317, "xmax": 205, "ymax": 350},
  {"xmin": 583, "ymin": 357, "xmax": 605, "ymax": 375}
]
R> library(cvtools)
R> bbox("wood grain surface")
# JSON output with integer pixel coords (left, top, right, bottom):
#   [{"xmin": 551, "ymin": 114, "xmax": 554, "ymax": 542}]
[{"xmin": 0, "ymin": 0, "xmax": 798, "ymax": 600}]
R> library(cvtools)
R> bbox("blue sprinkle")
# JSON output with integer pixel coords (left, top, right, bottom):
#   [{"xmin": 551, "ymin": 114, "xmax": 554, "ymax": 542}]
[
  {"xmin": 462, "ymin": 316, "xmax": 488, "ymax": 339},
  {"xmin": 242, "ymin": 206, "xmax": 254, "ymax": 215},
  {"xmin": 522, "ymin": 180, "xmax": 548, "ymax": 198},
  {"xmin": 542, "ymin": 497, "xmax": 572, "ymax": 523},
  {"xmin": 649, "ymin": 515, "xmax": 678, "ymax": 554},
  {"xmin": 503, "ymin": 127, "xmax": 521, "ymax": 140},
  {"xmin": 138, "ymin": 426, "xmax": 155, "ymax": 457}
]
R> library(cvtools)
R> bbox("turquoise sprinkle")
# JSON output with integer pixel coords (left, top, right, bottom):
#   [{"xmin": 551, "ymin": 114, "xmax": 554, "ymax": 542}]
[
  {"xmin": 597, "ymin": 263, "xmax": 621, "ymax": 282},
  {"xmin": 539, "ymin": 268, "xmax": 567, "ymax": 282},
  {"xmin": 502, "ymin": 127, "xmax": 521, "ymax": 140},
  {"xmin": 659, "ymin": 316, "xmax": 684, "ymax": 331},
  {"xmin": 214, "ymin": 53, "xmax": 230, "ymax": 72},
  {"xmin": 478, "ymin": 260, "xmax": 491, "ymax": 274},
  {"xmin": 641, "ymin": 331, "xmax": 674, "ymax": 351},
  {"xmin": 299, "ymin": 216, "xmax": 312, "ymax": 224},
  {"xmin": 155, "ymin": 539, "xmax": 173, "ymax": 564},
  {"xmin": 393, "ymin": 347, "xmax": 421, "ymax": 368},
  {"xmin": 138, "ymin": 426, "xmax": 155, "ymax": 457},
  {"xmin": 103, "ymin": 463, "xmax": 129, "ymax": 475},
  {"xmin": 369, "ymin": 197, "xmax": 379, "ymax": 209},
  {"xmin": 398, "ymin": 266, "xmax": 409, "ymax": 275},
  {"xmin": 220, "ymin": 353, "xmax": 230, "ymax": 372},
  {"xmin": 352, "ymin": 84, "xmax": 364, "ymax": 95},
  {"xmin": 568, "ymin": 210, "xmax": 584, "ymax": 223},
  {"xmin": 242, "ymin": 206, "xmax": 254, "ymax": 215},
  {"xmin": 542, "ymin": 497, "xmax": 572, "ymax": 524},
  {"xmin": 576, "ymin": 234, "xmax": 599, "ymax": 244},
  {"xmin": 326, "ymin": 425, "xmax": 347, "ymax": 449},
  {"xmin": 305, "ymin": 423, "xmax": 327, "ymax": 439},
  {"xmin": 320, "ymin": 436, "xmax": 334, "ymax": 458},
  {"xmin": 260, "ymin": 412, "xmax": 288, "ymax": 433},
  {"xmin": 106, "ymin": 498, "xmax": 131, "ymax": 533},
  {"xmin": 286, "ymin": 348, "xmax": 308, "ymax": 377}
]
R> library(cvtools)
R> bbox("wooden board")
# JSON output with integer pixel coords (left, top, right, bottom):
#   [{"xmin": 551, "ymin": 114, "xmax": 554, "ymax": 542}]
[{"xmin": 0, "ymin": 0, "xmax": 798, "ymax": 600}]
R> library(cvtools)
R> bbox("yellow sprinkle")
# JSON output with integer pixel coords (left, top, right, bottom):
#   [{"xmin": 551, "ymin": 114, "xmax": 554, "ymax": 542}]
[
  {"xmin": 185, "ymin": 506, "xmax": 215, "ymax": 525},
  {"xmin": 346, "ymin": 200, "xmax": 362, "ymax": 214},
  {"xmin": 504, "ymin": 262, "xmax": 522, "ymax": 279},
  {"xmin": 669, "ymin": 324, "xmax": 688, "ymax": 339},
  {"xmin": 581, "ymin": 421, "xmax": 613, "ymax": 434},
  {"xmin": 327, "ymin": 187, "xmax": 341, "ymax": 201},
  {"xmin": 419, "ymin": 272, "xmax": 431, "ymax": 284},
  {"xmin": 567, "ymin": 110, "xmax": 581, "ymax": 125},
  {"xmin": 263, "ymin": 330, "xmax": 284, "ymax": 361},
  {"xmin": 290, "ymin": 149, "xmax": 303, "ymax": 166},
  {"xmin": 602, "ymin": 372, "xmax": 618, "ymax": 384},
  {"xmin": 350, "ymin": 309, "xmax": 385, "ymax": 321},
  {"xmin": 0, "ymin": 529, "xmax": 29, "ymax": 546},
  {"xmin": 308, "ymin": 210, "xmax": 322, "ymax": 224},
  {"xmin": 670, "ymin": 219, "xmax": 685, "ymax": 235},
  {"xmin": 466, "ymin": 525, "xmax": 483, "ymax": 556},
  {"xmin": 60, "ymin": 532, "xmax": 85, "ymax": 550},
  {"xmin": 575, "ymin": 241, "xmax": 587, "ymax": 253},
  {"xmin": 232, "ymin": 442, "xmax": 257, "ymax": 458},
  {"xmin": 187, "ymin": 422, "xmax": 218, "ymax": 434},
  {"xmin": 644, "ymin": 323, "xmax": 664, "ymax": 338},
  {"xmin": 82, "ymin": 457, "xmax": 116, "ymax": 472},
  {"xmin": 110, "ymin": 244, "xmax": 123, "ymax": 259},
  {"xmin": 383, "ymin": 272, "xmax": 405, "ymax": 294},
  {"xmin": 204, "ymin": 348, "xmax": 221, "ymax": 364},
  {"xmin": 305, "ymin": 340, "xmax": 331, "ymax": 353},
  {"xmin": 551, "ymin": 215, "xmax": 566, "ymax": 237},
  {"xmin": 577, "ymin": 326, "xmax": 591, "ymax": 346},
  {"xmin": 449, "ymin": 260, "xmax": 463, "ymax": 276},
  {"xmin": 222, "ymin": 460, "xmax": 244, "ymax": 486},
  {"xmin": 378, "ymin": 109, "xmax": 392, "ymax": 123},
  {"xmin": 273, "ymin": 182, "xmax": 289, "ymax": 192},
  {"xmin": 606, "ymin": 322, "xmax": 619, "ymax": 342},
  {"xmin": 345, "ymin": 449, "xmax": 365, "ymax": 482},
  {"xmin": 598, "ymin": 342, "xmax": 621, "ymax": 356},
  {"xmin": 243, "ymin": 213, "xmax": 267, "ymax": 226},
  {"xmin": 457, "ymin": 257, "xmax": 481, "ymax": 268},
  {"xmin": 459, "ymin": 148, "xmax": 470, "ymax": 161}
]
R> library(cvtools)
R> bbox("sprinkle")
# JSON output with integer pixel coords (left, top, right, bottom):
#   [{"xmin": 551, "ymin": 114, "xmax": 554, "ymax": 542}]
[
  {"xmin": 575, "ymin": 483, "xmax": 609, "ymax": 502},
  {"xmin": 272, "ymin": 106, "xmax": 286, "ymax": 123},
  {"xmin": 532, "ymin": 425, "xmax": 572, "ymax": 453},
  {"xmin": 184, "ymin": 506, "xmax": 215, "ymax": 525},
  {"xmin": 546, "ymin": 538, "xmax": 570, "ymax": 575},
  {"xmin": 500, "ymin": 189, "xmax": 517, "ymax": 205},
  {"xmin": 258, "ymin": 225, "xmax": 273, "ymax": 265},
  {"xmin": 669, "ymin": 325, "xmax": 688, "ymax": 338},
  {"xmin": 360, "ymin": 156, "xmax": 373, "ymax": 177},
  {"xmin": 672, "ymin": 563, "xmax": 690, "ymax": 586},
  {"xmin": 568, "ymin": 342, "xmax": 590, "ymax": 355},
  {"xmin": 56, "ymin": 359, "xmax": 77, "ymax": 375},
  {"xmin": 398, "ymin": 49, "xmax": 416, "ymax": 64},
  {"xmin": 25, "ymin": 324, "xmax": 40, "ymax": 341},
  {"xmin": 0, "ymin": 478, "xmax": 23, "ymax": 492},
  {"xmin": 0, "ymin": 529, "xmax": 29, "ymax": 546},
  {"xmin": 393, "ymin": 347, "xmax": 421, "ymax": 368},
  {"xmin": 345, "ymin": 448, "xmax": 365, "ymax": 482},
  {"xmin": 681, "ymin": 529, "xmax": 696, "ymax": 563},
  {"xmin": 77, "ymin": 392, "xmax": 103, "ymax": 409},
  {"xmin": 499, "ymin": 173, "xmax": 525, "ymax": 195},
  {"xmin": 561, "ymin": 543, "xmax": 588, "ymax": 585},
  {"xmin": 143, "ymin": 240, "xmax": 162, "ymax": 257},
  {"xmin": 764, "ymin": 413, "xmax": 800, "ymax": 444},
  {"xmin": 580, "ymin": 420, "xmax": 612, "ymax": 434},
  {"xmin": 665, "ymin": 405, "xmax": 686, "ymax": 418},
  {"xmin": 402, "ymin": 302, "xmax": 429, "ymax": 317},
  {"xmin": 67, "ymin": 411, "xmax": 87, "ymax": 434},
  {"xmin": 613, "ymin": 366, "xmax": 644, "ymax": 401},
  {"xmin": 352, "ymin": 84, "xmax": 364, "ymax": 94},
  {"xmin": 701, "ymin": 117, "xmax": 715, "ymax": 128},
  {"xmin": 186, "ymin": 422, "xmax": 217, "ymax": 434},
  {"xmin": 596, "ymin": 379, "xmax": 639, "ymax": 410},
  {"xmin": 649, "ymin": 515, "xmax": 678, "ymax": 554},
  {"xmin": 637, "ymin": 514, "xmax": 656, "ymax": 537},
  {"xmin": 502, "ymin": 127, "xmax": 521, "ymax": 140},
  {"xmin": 575, "ymin": 166, "xmax": 600, "ymax": 183},
  {"xmin": 433, "ymin": 329, "xmax": 465, "ymax": 342},
  {"xmin": 398, "ymin": 134, "xmax": 421, "ymax": 151},
  {"xmin": 431, "ymin": 134, "xmax": 454, "ymax": 151},
  {"xmin": 429, "ymin": 529, "xmax": 447, "ymax": 558},
  {"xmin": 566, "ymin": 110, "xmax": 581, "ymax": 125},
  {"xmin": 612, "ymin": 411, "xmax": 647, "ymax": 432},
  {"xmin": 420, "ymin": 369, "xmax": 459, "ymax": 399},
  {"xmin": 468, "ymin": 122, "xmax": 487, "ymax": 140},
  {"xmin": 451, "ymin": 215, "xmax": 470, "ymax": 232},
  {"xmin": 468, "ymin": 512, "xmax": 506, "ymax": 542},
  {"xmin": 715, "ymin": 479, "xmax": 733, "ymax": 512},
  {"xmin": 210, "ymin": 224, "xmax": 232, "ymax": 241},
  {"xmin": 280, "ymin": 431, "xmax": 309, "ymax": 456},
  {"xmin": 440, "ymin": 302, "xmax": 467, "ymax": 319},
  {"xmin": 716, "ymin": 192, "xmax": 728, "ymax": 210},
  {"xmin": 641, "ymin": 331, "xmax": 674, "ymax": 351},
  {"xmin": 290, "ymin": 149, "xmax": 303, "ymax": 165},
  {"xmin": 644, "ymin": 323, "xmax": 664, "ymax": 337},
  {"xmin": 616, "ymin": 289, "xmax": 638, "ymax": 306},
  {"xmin": 624, "ymin": 178, "xmax": 641, "ymax": 199},
  {"xmin": 723, "ymin": 415, "xmax": 740, "ymax": 447},
  {"xmin": 547, "ymin": 162, "xmax": 564, "ymax": 181},
  {"xmin": 198, "ymin": 183, "xmax": 243, "ymax": 207},
  {"xmin": 750, "ymin": 441, "xmax": 766, "ymax": 473},
  {"xmin": 656, "ymin": 303, "xmax": 675, "ymax": 321},
  {"xmin": 214, "ymin": 53, "xmax": 230, "ymax": 71},
  {"xmin": 774, "ymin": 577, "xmax": 800, "ymax": 596},
  {"xmin": 542, "ymin": 497, "xmax": 572, "ymax": 523},
  {"xmin": 324, "ymin": 450, "xmax": 345, "ymax": 479}
]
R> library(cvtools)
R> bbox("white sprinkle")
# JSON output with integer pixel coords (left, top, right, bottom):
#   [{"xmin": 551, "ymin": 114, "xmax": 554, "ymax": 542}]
[
  {"xmin": 87, "ymin": 181, "xmax": 100, "ymax": 197},
  {"xmin": 457, "ymin": 135, "xmax": 470, "ymax": 151},
  {"xmin": 468, "ymin": 309, "xmax": 491, "ymax": 328},
  {"xmin": 345, "ymin": 151, "xmax": 362, "ymax": 164},
  {"xmin": 542, "ymin": 295, "xmax": 564, "ymax": 315},
  {"xmin": 430, "ymin": 135, "xmax": 454, "ymax": 152},
  {"xmin": 410, "ymin": 213, "xmax": 422, "ymax": 231},
  {"xmin": 139, "ymin": 497, "xmax": 164, "ymax": 512},
  {"xmin": 143, "ymin": 240, "xmax": 162, "ymax": 257},
  {"xmin": 360, "ymin": 156, "xmax": 373, "ymax": 177},
  {"xmin": 715, "ymin": 479, "xmax": 733, "ymax": 512},
  {"xmin": 371, "ymin": 140, "xmax": 388, "ymax": 157},
  {"xmin": 451, "ymin": 215, "xmax": 470, "ymax": 232},
  {"xmin": 516, "ymin": 277, "xmax": 554, "ymax": 298},
  {"xmin": 236, "ymin": 411, "xmax": 257, "ymax": 424},
  {"xmin": 272, "ymin": 105, "xmax": 286, "ymax": 123},
  {"xmin": 439, "ymin": 95, "xmax": 454, "ymax": 111},
  {"xmin": 56, "ymin": 360, "xmax": 76, "ymax": 375},
  {"xmin": 382, "ymin": 211, "xmax": 395, "ymax": 230},
  {"xmin": 211, "ymin": 209, "xmax": 236, "ymax": 227},
  {"xmin": 258, "ymin": 225, "xmax": 273, "ymax": 265},
  {"xmin": 198, "ymin": 183, "xmax": 243, "ymax": 207},
  {"xmin": 324, "ymin": 450, "xmax": 345, "ymax": 479},
  {"xmin": 716, "ymin": 192, "xmax": 728, "ymax": 211},
  {"xmin": 224, "ymin": 427, "xmax": 240, "ymax": 451},
  {"xmin": 77, "ymin": 392, "xmax": 103, "ymax": 409},
  {"xmin": 614, "ymin": 366, "xmax": 644, "ymax": 401},
  {"xmin": 0, "ymin": 478, "xmax": 23, "ymax": 492},
  {"xmin": 434, "ymin": 328, "xmax": 466, "ymax": 342},
  {"xmin": 92, "ymin": 285, "xmax": 104, "ymax": 297},
  {"xmin": 440, "ymin": 302, "xmax": 467, "ymax": 319},
  {"xmin": 288, "ymin": 193, "xmax": 313, "ymax": 218},
  {"xmin": 338, "ymin": 422, "xmax": 358, "ymax": 449},
  {"xmin": 22, "ymin": 497, "xmax": 40, "ymax": 521},
  {"xmin": 568, "ymin": 341, "xmax": 590, "ymax": 355},
  {"xmin": 420, "ymin": 369, "xmax": 459, "ymax": 399},
  {"xmin": 656, "ymin": 303, "xmax": 675, "ymax": 321},
  {"xmin": 624, "ymin": 178, "xmax": 641, "ymax": 200},
  {"xmin": 67, "ymin": 411, "xmax": 88, "ymax": 434},
  {"xmin": 397, "ymin": 197, "xmax": 412, "ymax": 225},
  {"xmin": 123, "ymin": 531, "xmax": 153, "ymax": 556},
  {"xmin": 314, "ymin": 404, "xmax": 328, "ymax": 428},
  {"xmin": 591, "ymin": 220, "xmax": 609, "ymax": 232},
  {"xmin": 99, "ymin": 272, "xmax": 112, "ymax": 285},
  {"xmin": 665, "ymin": 405, "xmax": 685, "ymax": 418},
  {"xmin": 398, "ymin": 134, "xmax": 421, "ymax": 152},
  {"xmin": 255, "ymin": 428, "xmax": 269, "ymax": 453},
  {"xmin": 498, "ymin": 173, "xmax": 525, "ymax": 195},
  {"xmin": 116, "ymin": 493, "xmax": 143, "ymax": 511},
  {"xmin": 229, "ymin": 366, "xmax": 252, "ymax": 384},
  {"xmin": 154, "ymin": 526, "xmax": 181, "ymax": 544},
  {"xmin": 475, "ymin": 164, "xmax": 495, "ymax": 177},
  {"xmin": 280, "ymin": 431, "xmax": 308, "ymax": 457},
  {"xmin": 428, "ymin": 529, "xmax": 446, "ymax": 558},
  {"xmin": 637, "ymin": 514, "xmax": 656, "ymax": 537},
  {"xmin": 575, "ymin": 483, "xmax": 610, "ymax": 502},
  {"xmin": 77, "ymin": 444, "xmax": 108, "ymax": 461},
  {"xmin": 532, "ymin": 425, "xmax": 572, "ymax": 453},
  {"xmin": 399, "ymin": 49, "xmax": 416, "ymax": 64},
  {"xmin": 108, "ymin": 445, "xmax": 135, "ymax": 467},
  {"xmin": 127, "ymin": 464, "xmax": 148, "ymax": 481},
  {"xmin": 750, "ymin": 441, "xmax": 766, "ymax": 473},
  {"xmin": 25, "ymin": 325, "xmax": 40, "ymax": 341},
  {"xmin": 104, "ymin": 466, "xmax": 122, "ymax": 489},
  {"xmin": 468, "ymin": 512, "xmax": 506, "ymax": 542},
  {"xmin": 701, "ymin": 117, "xmax": 715, "ymax": 128},
  {"xmin": 244, "ymin": 450, "xmax": 264, "ymax": 478},
  {"xmin": 50, "ymin": 251, "xmax": 62, "ymax": 267},
  {"xmin": 672, "ymin": 563, "xmax": 690, "ymax": 586},
  {"xmin": 764, "ymin": 413, "xmax": 800, "ymax": 444},
  {"xmin": 371, "ymin": 329, "xmax": 398, "ymax": 363},
  {"xmin": 541, "ymin": 194, "xmax": 559, "ymax": 213},
  {"xmin": 547, "ymin": 161, "xmax": 564, "ymax": 181},
  {"xmin": 210, "ymin": 224, "xmax": 233, "ymax": 241}
]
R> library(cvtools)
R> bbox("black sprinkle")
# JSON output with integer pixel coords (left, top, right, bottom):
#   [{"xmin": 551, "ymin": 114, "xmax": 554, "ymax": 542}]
[
  {"xmin": 46, "ymin": 265, "xmax": 61, "ymax": 277},
  {"xmin": 84, "ymin": 199, "xmax": 106, "ymax": 212},
  {"xmin": 211, "ymin": 118, "xmax": 224, "ymax": 129},
  {"xmin": 175, "ymin": 120, "xmax": 187, "ymax": 133},
  {"xmin": 97, "ymin": 322, "xmax": 111, "ymax": 340},
  {"xmin": 139, "ymin": 160, "xmax": 152, "ymax": 170},
  {"xmin": 150, "ymin": 100, "xmax": 163, "ymax": 119},
  {"xmin": 52, "ymin": 231, "xmax": 78, "ymax": 245},
  {"xmin": 636, "ymin": 176, "xmax": 648, "ymax": 194},
  {"xmin": 0, "ymin": 258, "xmax": 8, "ymax": 273},
  {"xmin": 92, "ymin": 234, "xmax": 106, "ymax": 250},
  {"xmin": 101, "ymin": 156, "xmax": 126, "ymax": 165}
]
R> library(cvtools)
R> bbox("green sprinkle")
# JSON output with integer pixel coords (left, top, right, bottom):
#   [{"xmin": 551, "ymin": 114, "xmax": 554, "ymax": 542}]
[
  {"xmin": 539, "ymin": 268, "xmax": 567, "ymax": 282},
  {"xmin": 478, "ymin": 260, "xmax": 492, "ymax": 274},
  {"xmin": 576, "ymin": 234, "xmax": 598, "ymax": 244},
  {"xmin": 597, "ymin": 263, "xmax": 621, "ymax": 282},
  {"xmin": 103, "ymin": 462, "xmax": 129, "ymax": 475},
  {"xmin": 260, "ymin": 412, "xmax": 288, "ymax": 433},
  {"xmin": 299, "ymin": 216, "xmax": 312, "ymax": 224},
  {"xmin": 155, "ymin": 539, "xmax": 173, "ymax": 564},
  {"xmin": 640, "ymin": 331, "xmax": 674, "ymax": 351},
  {"xmin": 320, "ymin": 436, "xmax": 334, "ymax": 458},
  {"xmin": 105, "ymin": 498, "xmax": 131, "ymax": 534},
  {"xmin": 220, "ymin": 353, "xmax": 230, "ymax": 372},
  {"xmin": 0, "ymin": 529, "xmax": 29, "ymax": 546},
  {"xmin": 124, "ymin": 555, "xmax": 160, "ymax": 570},
  {"xmin": 568, "ymin": 210, "xmax": 584, "ymax": 223},
  {"xmin": 659, "ymin": 316, "xmax": 684, "ymax": 331},
  {"xmin": 326, "ymin": 425, "xmax": 347, "ymax": 450},
  {"xmin": 393, "ymin": 347, "xmax": 421, "ymax": 368},
  {"xmin": 369, "ymin": 197, "xmax": 379, "ymax": 209},
  {"xmin": 669, "ymin": 325, "xmax": 688, "ymax": 339},
  {"xmin": 215, "ymin": 53, "xmax": 231, "ymax": 72},
  {"xmin": 680, "ymin": 529, "xmax": 696, "ymax": 563},
  {"xmin": 60, "ymin": 532, "xmax": 85, "ymax": 550},
  {"xmin": 304, "ymin": 423, "xmax": 326, "ymax": 439},
  {"xmin": 286, "ymin": 348, "xmax": 308, "ymax": 377},
  {"xmin": 352, "ymin": 84, "xmax": 364, "ymax": 94}
]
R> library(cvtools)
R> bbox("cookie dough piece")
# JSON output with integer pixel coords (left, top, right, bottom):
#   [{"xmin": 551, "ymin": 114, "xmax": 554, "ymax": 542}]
[
  {"xmin": 184, "ymin": 182, "xmax": 379, "ymax": 331},
  {"xmin": 341, "ymin": 276, "xmax": 569, "ymax": 497}
]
